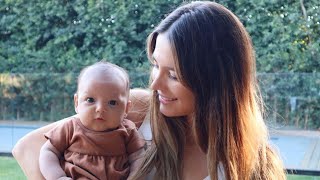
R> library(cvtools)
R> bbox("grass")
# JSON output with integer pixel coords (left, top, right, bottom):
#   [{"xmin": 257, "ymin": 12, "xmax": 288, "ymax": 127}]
[
  {"xmin": 287, "ymin": 174, "xmax": 320, "ymax": 180},
  {"xmin": 0, "ymin": 156, "xmax": 26, "ymax": 180},
  {"xmin": 0, "ymin": 156, "xmax": 319, "ymax": 179}
]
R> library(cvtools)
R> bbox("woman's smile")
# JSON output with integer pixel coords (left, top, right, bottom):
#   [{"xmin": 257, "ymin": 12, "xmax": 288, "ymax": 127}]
[{"xmin": 158, "ymin": 94, "xmax": 178, "ymax": 104}]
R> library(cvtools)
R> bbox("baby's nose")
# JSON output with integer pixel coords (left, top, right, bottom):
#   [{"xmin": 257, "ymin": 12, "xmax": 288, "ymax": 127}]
[{"xmin": 96, "ymin": 103, "xmax": 106, "ymax": 112}]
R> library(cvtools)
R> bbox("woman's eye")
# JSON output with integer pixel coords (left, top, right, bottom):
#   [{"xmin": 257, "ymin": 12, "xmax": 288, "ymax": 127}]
[
  {"xmin": 169, "ymin": 73, "xmax": 178, "ymax": 80},
  {"xmin": 86, "ymin": 97, "xmax": 95, "ymax": 103},
  {"xmin": 151, "ymin": 62, "xmax": 159, "ymax": 69},
  {"xmin": 108, "ymin": 100, "xmax": 118, "ymax": 107}
]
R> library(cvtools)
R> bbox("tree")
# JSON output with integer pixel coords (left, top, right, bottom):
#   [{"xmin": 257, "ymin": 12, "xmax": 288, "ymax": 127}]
[{"xmin": 1, "ymin": 0, "xmax": 319, "ymax": 127}]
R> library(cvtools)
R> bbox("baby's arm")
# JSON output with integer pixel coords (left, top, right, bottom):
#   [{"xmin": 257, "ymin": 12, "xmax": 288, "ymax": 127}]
[
  {"xmin": 39, "ymin": 140, "xmax": 71, "ymax": 180},
  {"xmin": 127, "ymin": 148, "xmax": 145, "ymax": 180}
]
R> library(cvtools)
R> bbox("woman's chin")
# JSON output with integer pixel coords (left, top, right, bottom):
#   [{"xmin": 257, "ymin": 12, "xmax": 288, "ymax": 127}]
[{"xmin": 160, "ymin": 106, "xmax": 181, "ymax": 117}]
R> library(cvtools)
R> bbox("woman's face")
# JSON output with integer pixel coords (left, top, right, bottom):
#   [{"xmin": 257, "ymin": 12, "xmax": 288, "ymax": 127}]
[{"xmin": 150, "ymin": 33, "xmax": 195, "ymax": 118}]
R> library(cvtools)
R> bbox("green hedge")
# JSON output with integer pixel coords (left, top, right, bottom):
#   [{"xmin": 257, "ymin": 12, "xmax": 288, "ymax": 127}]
[
  {"xmin": 259, "ymin": 73, "xmax": 320, "ymax": 129},
  {"xmin": 1, "ymin": 73, "xmax": 319, "ymax": 129},
  {"xmin": 1, "ymin": 0, "xmax": 319, "ymax": 128}
]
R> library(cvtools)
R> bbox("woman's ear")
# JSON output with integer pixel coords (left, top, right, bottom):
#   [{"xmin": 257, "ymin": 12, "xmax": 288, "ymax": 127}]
[{"xmin": 74, "ymin": 94, "xmax": 79, "ymax": 113}]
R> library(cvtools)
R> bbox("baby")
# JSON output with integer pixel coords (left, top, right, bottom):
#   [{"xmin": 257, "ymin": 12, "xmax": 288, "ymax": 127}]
[{"xmin": 39, "ymin": 61, "xmax": 145, "ymax": 180}]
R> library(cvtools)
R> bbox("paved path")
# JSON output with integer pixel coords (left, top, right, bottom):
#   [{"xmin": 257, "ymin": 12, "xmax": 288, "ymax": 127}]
[
  {"xmin": 271, "ymin": 130, "xmax": 320, "ymax": 171},
  {"xmin": 1, "ymin": 121, "xmax": 319, "ymax": 171},
  {"xmin": 0, "ymin": 125, "xmax": 42, "ymax": 153},
  {"xmin": 0, "ymin": 120, "xmax": 50, "ymax": 153}
]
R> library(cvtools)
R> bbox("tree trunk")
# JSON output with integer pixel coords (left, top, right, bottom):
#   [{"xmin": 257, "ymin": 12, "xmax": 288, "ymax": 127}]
[
  {"xmin": 273, "ymin": 97, "xmax": 278, "ymax": 124},
  {"xmin": 17, "ymin": 108, "xmax": 20, "ymax": 121},
  {"xmin": 40, "ymin": 111, "xmax": 43, "ymax": 121},
  {"xmin": 295, "ymin": 113, "xmax": 300, "ymax": 128},
  {"xmin": 299, "ymin": 0, "xmax": 307, "ymax": 19},
  {"xmin": 304, "ymin": 108, "xmax": 309, "ymax": 129},
  {"xmin": 50, "ymin": 103, "xmax": 54, "ymax": 121},
  {"xmin": 285, "ymin": 99, "xmax": 289, "ymax": 125}
]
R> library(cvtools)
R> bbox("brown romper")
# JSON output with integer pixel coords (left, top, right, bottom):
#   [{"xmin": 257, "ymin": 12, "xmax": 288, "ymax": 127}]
[{"xmin": 45, "ymin": 117, "xmax": 145, "ymax": 180}]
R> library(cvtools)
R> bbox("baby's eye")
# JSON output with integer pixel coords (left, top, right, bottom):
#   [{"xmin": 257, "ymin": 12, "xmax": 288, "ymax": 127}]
[
  {"xmin": 108, "ymin": 100, "xmax": 118, "ymax": 107},
  {"xmin": 86, "ymin": 97, "xmax": 95, "ymax": 103}
]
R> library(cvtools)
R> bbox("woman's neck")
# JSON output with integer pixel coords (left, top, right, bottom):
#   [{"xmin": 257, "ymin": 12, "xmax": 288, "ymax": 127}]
[
  {"xmin": 184, "ymin": 114, "xmax": 198, "ymax": 147},
  {"xmin": 183, "ymin": 115, "xmax": 208, "ymax": 179},
  {"xmin": 182, "ymin": 136, "xmax": 208, "ymax": 180}
]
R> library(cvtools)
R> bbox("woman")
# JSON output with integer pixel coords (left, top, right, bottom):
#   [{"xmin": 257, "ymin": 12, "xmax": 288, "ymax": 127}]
[
  {"xmin": 13, "ymin": 1, "xmax": 286, "ymax": 180},
  {"xmin": 132, "ymin": 1, "xmax": 285, "ymax": 180}
]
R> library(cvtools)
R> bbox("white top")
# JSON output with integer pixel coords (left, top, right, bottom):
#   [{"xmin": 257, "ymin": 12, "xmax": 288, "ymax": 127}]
[
  {"xmin": 137, "ymin": 113, "xmax": 152, "ymax": 141},
  {"xmin": 137, "ymin": 116, "xmax": 225, "ymax": 180}
]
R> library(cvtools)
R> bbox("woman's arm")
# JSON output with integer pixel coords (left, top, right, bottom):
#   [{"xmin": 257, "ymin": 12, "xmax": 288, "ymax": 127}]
[
  {"xmin": 127, "ymin": 88, "xmax": 150, "ymax": 128},
  {"xmin": 12, "ymin": 117, "xmax": 72, "ymax": 180}
]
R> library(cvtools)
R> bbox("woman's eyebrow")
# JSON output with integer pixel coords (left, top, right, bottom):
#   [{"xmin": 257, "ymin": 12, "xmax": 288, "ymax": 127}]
[{"xmin": 151, "ymin": 55, "xmax": 175, "ymax": 71}]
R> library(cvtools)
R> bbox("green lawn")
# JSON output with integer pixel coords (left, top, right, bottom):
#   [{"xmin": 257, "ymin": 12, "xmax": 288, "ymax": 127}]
[
  {"xmin": 287, "ymin": 174, "xmax": 320, "ymax": 180},
  {"xmin": 0, "ymin": 156, "xmax": 26, "ymax": 180},
  {"xmin": 0, "ymin": 156, "xmax": 319, "ymax": 180}
]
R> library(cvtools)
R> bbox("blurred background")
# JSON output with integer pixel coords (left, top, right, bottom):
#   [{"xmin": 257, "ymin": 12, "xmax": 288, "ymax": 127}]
[{"xmin": 0, "ymin": 0, "xmax": 319, "ymax": 179}]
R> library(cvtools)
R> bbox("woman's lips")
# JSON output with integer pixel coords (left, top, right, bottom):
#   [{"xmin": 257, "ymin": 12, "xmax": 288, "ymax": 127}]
[{"xmin": 158, "ymin": 94, "xmax": 177, "ymax": 104}]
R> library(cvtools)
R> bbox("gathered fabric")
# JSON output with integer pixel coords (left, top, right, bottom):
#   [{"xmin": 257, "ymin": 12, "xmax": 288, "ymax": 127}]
[{"xmin": 45, "ymin": 117, "xmax": 145, "ymax": 180}]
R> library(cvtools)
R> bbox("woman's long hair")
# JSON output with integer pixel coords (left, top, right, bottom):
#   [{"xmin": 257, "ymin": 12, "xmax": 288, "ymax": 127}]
[{"xmin": 133, "ymin": 1, "xmax": 285, "ymax": 180}]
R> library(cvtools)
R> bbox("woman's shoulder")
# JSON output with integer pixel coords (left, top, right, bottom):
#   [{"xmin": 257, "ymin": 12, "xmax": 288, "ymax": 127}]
[
  {"xmin": 52, "ymin": 114, "xmax": 78, "ymax": 127},
  {"xmin": 122, "ymin": 118, "xmax": 138, "ymax": 130}
]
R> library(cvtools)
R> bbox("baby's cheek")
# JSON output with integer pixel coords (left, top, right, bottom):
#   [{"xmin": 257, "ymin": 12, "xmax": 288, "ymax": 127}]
[{"xmin": 107, "ymin": 105, "xmax": 124, "ymax": 113}]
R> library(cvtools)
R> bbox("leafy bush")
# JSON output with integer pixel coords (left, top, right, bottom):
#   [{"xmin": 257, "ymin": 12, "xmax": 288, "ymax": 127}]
[{"xmin": 1, "ymin": 0, "xmax": 319, "ymax": 128}]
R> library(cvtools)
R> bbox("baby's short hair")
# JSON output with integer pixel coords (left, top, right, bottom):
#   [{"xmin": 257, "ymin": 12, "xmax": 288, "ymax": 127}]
[{"xmin": 77, "ymin": 61, "xmax": 130, "ymax": 93}]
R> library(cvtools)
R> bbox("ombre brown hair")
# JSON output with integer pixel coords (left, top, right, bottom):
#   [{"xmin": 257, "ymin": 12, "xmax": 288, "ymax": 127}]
[{"xmin": 133, "ymin": 1, "xmax": 285, "ymax": 180}]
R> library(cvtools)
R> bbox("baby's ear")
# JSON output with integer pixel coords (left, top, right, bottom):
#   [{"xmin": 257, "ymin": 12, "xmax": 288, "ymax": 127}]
[
  {"xmin": 74, "ymin": 94, "xmax": 79, "ymax": 113},
  {"xmin": 125, "ymin": 100, "xmax": 132, "ymax": 114}
]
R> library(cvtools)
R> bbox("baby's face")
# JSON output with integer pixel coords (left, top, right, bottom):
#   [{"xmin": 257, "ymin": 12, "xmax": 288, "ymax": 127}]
[{"xmin": 74, "ymin": 70, "xmax": 129, "ymax": 132}]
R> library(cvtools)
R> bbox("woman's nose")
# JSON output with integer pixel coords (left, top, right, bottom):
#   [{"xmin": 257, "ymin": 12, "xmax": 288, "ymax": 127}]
[
  {"xmin": 150, "ymin": 67, "xmax": 165, "ymax": 90},
  {"xmin": 150, "ymin": 72, "xmax": 162, "ymax": 90}
]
